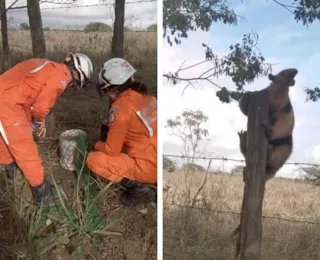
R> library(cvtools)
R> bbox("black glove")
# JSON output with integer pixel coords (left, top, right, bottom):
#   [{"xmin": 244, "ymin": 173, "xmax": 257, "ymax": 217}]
[{"xmin": 100, "ymin": 123, "xmax": 109, "ymax": 142}]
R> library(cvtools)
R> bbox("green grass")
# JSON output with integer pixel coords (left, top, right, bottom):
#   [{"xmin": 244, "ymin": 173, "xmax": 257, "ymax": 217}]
[{"xmin": 1, "ymin": 136, "xmax": 122, "ymax": 259}]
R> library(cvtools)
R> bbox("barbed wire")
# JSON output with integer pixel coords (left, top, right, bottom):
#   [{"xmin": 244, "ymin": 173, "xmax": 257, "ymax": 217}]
[
  {"xmin": 7, "ymin": 0, "xmax": 157, "ymax": 12},
  {"xmin": 164, "ymin": 202, "xmax": 320, "ymax": 225},
  {"xmin": 163, "ymin": 154, "xmax": 320, "ymax": 167}
]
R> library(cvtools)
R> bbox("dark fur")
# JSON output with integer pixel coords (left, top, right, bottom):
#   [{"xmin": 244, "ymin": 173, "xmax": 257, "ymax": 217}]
[{"xmin": 238, "ymin": 68, "xmax": 298, "ymax": 181}]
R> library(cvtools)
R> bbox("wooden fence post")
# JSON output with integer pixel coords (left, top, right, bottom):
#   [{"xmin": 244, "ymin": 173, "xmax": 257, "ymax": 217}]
[{"xmin": 239, "ymin": 90, "xmax": 269, "ymax": 260}]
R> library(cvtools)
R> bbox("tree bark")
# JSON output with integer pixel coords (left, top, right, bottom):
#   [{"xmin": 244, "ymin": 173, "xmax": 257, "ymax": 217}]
[
  {"xmin": 112, "ymin": 0, "xmax": 125, "ymax": 58},
  {"xmin": 0, "ymin": 0, "xmax": 11, "ymax": 72},
  {"xmin": 27, "ymin": 0, "xmax": 46, "ymax": 58}
]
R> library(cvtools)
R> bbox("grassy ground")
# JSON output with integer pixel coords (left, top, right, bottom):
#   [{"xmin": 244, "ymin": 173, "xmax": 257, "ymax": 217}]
[
  {"xmin": 163, "ymin": 170, "xmax": 320, "ymax": 260},
  {"xmin": 0, "ymin": 29, "xmax": 157, "ymax": 260}
]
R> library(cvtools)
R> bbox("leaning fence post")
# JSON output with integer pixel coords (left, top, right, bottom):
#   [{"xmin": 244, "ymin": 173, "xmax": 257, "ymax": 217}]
[{"xmin": 239, "ymin": 90, "xmax": 269, "ymax": 260}]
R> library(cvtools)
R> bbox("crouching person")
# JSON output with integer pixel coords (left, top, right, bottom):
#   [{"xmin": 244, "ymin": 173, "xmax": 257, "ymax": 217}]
[
  {"xmin": 86, "ymin": 58, "xmax": 157, "ymax": 207},
  {"xmin": 0, "ymin": 53, "xmax": 93, "ymax": 206}
]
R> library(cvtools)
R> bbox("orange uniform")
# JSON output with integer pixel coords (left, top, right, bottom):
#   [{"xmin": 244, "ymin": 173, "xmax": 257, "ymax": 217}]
[
  {"xmin": 86, "ymin": 89, "xmax": 157, "ymax": 184},
  {"xmin": 0, "ymin": 58, "xmax": 71, "ymax": 186}
]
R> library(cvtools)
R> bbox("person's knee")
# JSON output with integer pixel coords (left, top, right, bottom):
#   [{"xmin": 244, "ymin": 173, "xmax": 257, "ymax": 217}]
[{"xmin": 86, "ymin": 151, "xmax": 108, "ymax": 171}]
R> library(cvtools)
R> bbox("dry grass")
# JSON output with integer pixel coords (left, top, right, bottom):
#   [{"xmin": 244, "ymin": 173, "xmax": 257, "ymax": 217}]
[
  {"xmin": 1, "ymin": 30, "xmax": 157, "ymax": 91},
  {"xmin": 163, "ymin": 170, "xmax": 320, "ymax": 260}
]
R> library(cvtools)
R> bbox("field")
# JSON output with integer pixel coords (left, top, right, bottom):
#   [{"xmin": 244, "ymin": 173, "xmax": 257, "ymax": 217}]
[
  {"xmin": 0, "ymin": 30, "xmax": 157, "ymax": 260},
  {"xmin": 163, "ymin": 170, "xmax": 320, "ymax": 260}
]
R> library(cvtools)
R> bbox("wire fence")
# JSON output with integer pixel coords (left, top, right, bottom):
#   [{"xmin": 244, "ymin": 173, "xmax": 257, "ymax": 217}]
[
  {"xmin": 163, "ymin": 154, "xmax": 320, "ymax": 167},
  {"xmin": 163, "ymin": 154, "xmax": 320, "ymax": 227},
  {"xmin": 164, "ymin": 202, "xmax": 320, "ymax": 225},
  {"xmin": 7, "ymin": 0, "xmax": 157, "ymax": 12},
  {"xmin": 6, "ymin": 0, "xmax": 157, "ymax": 33}
]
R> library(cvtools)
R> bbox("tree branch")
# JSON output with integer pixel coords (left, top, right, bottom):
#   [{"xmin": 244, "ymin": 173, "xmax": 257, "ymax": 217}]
[
  {"xmin": 270, "ymin": 0, "xmax": 296, "ymax": 13},
  {"xmin": 6, "ymin": 0, "xmax": 20, "ymax": 11},
  {"xmin": 163, "ymin": 73, "xmax": 223, "ymax": 89},
  {"xmin": 7, "ymin": 0, "xmax": 77, "ymax": 10}
]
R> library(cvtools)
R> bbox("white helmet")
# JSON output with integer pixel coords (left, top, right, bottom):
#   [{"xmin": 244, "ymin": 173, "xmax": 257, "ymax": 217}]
[
  {"xmin": 98, "ymin": 58, "xmax": 137, "ymax": 90},
  {"xmin": 66, "ymin": 52, "xmax": 93, "ymax": 88}
]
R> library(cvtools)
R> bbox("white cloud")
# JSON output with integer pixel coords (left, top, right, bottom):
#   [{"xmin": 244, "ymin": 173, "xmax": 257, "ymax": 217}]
[
  {"xmin": 6, "ymin": 0, "xmax": 157, "ymax": 29},
  {"xmin": 312, "ymin": 145, "xmax": 320, "ymax": 161}
]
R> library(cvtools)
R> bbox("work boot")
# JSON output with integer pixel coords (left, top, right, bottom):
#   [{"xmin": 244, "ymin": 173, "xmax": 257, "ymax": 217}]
[
  {"xmin": 119, "ymin": 182, "xmax": 157, "ymax": 207},
  {"xmin": 30, "ymin": 178, "xmax": 59, "ymax": 206},
  {"xmin": 3, "ymin": 162, "xmax": 21, "ymax": 179},
  {"xmin": 120, "ymin": 178, "xmax": 140, "ymax": 188}
]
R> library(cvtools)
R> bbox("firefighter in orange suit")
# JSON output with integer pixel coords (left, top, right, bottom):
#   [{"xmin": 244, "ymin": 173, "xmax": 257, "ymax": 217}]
[
  {"xmin": 86, "ymin": 58, "xmax": 157, "ymax": 207},
  {"xmin": 0, "ymin": 53, "xmax": 93, "ymax": 206}
]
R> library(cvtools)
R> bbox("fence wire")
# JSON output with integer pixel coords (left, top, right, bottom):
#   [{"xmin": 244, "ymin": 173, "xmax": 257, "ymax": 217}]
[
  {"xmin": 165, "ymin": 202, "xmax": 320, "ymax": 225},
  {"xmin": 7, "ymin": 0, "xmax": 157, "ymax": 12},
  {"xmin": 163, "ymin": 154, "xmax": 320, "ymax": 227}
]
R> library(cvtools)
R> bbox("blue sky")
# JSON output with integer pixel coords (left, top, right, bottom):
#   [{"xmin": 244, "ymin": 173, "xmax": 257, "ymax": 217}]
[{"xmin": 162, "ymin": 0, "xmax": 320, "ymax": 179}]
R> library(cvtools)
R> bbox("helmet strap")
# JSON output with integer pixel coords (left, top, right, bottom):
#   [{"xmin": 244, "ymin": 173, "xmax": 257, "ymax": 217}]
[
  {"xmin": 65, "ymin": 55, "xmax": 82, "ymax": 90},
  {"xmin": 96, "ymin": 83, "xmax": 106, "ymax": 98}
]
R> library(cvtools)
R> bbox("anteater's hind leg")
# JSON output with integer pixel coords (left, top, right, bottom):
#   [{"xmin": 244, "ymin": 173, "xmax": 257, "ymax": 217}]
[{"xmin": 266, "ymin": 141, "xmax": 292, "ymax": 180}]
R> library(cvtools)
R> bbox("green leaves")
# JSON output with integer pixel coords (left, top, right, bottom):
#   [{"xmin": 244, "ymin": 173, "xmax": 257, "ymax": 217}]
[
  {"xmin": 164, "ymin": 33, "xmax": 272, "ymax": 103},
  {"xmin": 304, "ymin": 86, "xmax": 320, "ymax": 102},
  {"xmin": 163, "ymin": 0, "xmax": 238, "ymax": 46},
  {"xmin": 292, "ymin": 0, "xmax": 320, "ymax": 25},
  {"xmin": 163, "ymin": 157, "xmax": 177, "ymax": 172}
]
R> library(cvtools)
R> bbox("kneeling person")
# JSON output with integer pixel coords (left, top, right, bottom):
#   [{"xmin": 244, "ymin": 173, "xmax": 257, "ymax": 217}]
[{"xmin": 87, "ymin": 58, "xmax": 157, "ymax": 207}]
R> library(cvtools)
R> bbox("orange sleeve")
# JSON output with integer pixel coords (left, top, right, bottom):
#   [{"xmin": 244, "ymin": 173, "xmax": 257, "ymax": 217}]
[
  {"xmin": 31, "ymin": 69, "xmax": 68, "ymax": 122},
  {"xmin": 95, "ymin": 103, "xmax": 129, "ymax": 156}
]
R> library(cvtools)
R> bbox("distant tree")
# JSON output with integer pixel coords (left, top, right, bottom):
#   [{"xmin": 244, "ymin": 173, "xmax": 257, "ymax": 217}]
[
  {"xmin": 230, "ymin": 165, "xmax": 244, "ymax": 175},
  {"xmin": 182, "ymin": 163, "xmax": 205, "ymax": 172},
  {"xmin": 166, "ymin": 109, "xmax": 212, "ymax": 222},
  {"xmin": 147, "ymin": 24, "xmax": 157, "ymax": 32},
  {"xmin": 301, "ymin": 166, "xmax": 320, "ymax": 185},
  {"xmin": 166, "ymin": 109, "xmax": 209, "ymax": 162},
  {"xmin": 84, "ymin": 22, "xmax": 112, "ymax": 32},
  {"xmin": 19, "ymin": 22, "xmax": 30, "ymax": 30},
  {"xmin": 44, "ymin": 27, "xmax": 51, "ymax": 31},
  {"xmin": 163, "ymin": 157, "xmax": 177, "ymax": 173},
  {"xmin": 124, "ymin": 26, "xmax": 131, "ymax": 32}
]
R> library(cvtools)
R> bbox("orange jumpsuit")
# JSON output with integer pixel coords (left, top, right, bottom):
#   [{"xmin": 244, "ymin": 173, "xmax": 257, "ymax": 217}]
[
  {"xmin": 86, "ymin": 89, "xmax": 157, "ymax": 184},
  {"xmin": 0, "ymin": 58, "xmax": 71, "ymax": 186}
]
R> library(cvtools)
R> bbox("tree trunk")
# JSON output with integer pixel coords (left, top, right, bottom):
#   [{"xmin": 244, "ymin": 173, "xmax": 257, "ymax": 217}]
[
  {"xmin": 112, "ymin": 0, "xmax": 125, "ymax": 58},
  {"xmin": 0, "ymin": 0, "xmax": 10, "ymax": 72},
  {"xmin": 27, "ymin": 0, "xmax": 55, "ymax": 136},
  {"xmin": 27, "ymin": 0, "xmax": 46, "ymax": 58}
]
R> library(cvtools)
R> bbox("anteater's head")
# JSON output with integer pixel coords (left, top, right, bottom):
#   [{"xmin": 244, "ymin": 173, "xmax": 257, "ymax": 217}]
[{"xmin": 268, "ymin": 68, "xmax": 298, "ymax": 88}]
